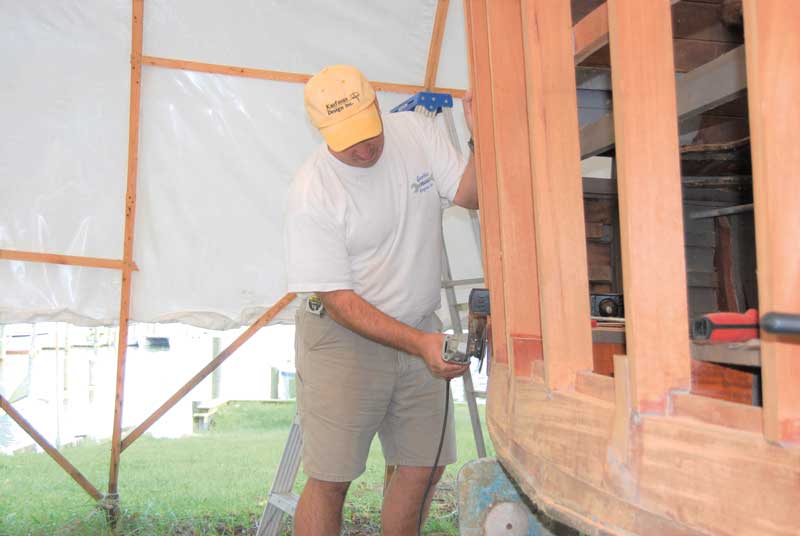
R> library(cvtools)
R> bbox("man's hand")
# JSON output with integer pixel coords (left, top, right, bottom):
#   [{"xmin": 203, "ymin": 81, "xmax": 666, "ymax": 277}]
[{"xmin": 418, "ymin": 332, "xmax": 470, "ymax": 381}]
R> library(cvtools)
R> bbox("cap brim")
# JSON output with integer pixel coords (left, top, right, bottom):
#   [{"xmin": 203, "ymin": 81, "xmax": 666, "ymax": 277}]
[{"xmin": 319, "ymin": 102, "xmax": 383, "ymax": 152}]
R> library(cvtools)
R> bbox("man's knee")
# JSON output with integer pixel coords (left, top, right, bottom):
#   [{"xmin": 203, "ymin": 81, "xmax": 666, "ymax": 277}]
[
  {"xmin": 392, "ymin": 465, "xmax": 446, "ymax": 487},
  {"xmin": 305, "ymin": 477, "xmax": 352, "ymax": 499}
]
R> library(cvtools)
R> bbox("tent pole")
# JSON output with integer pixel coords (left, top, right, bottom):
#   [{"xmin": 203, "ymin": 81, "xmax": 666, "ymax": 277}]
[
  {"xmin": 106, "ymin": 0, "xmax": 144, "ymax": 525},
  {"xmin": 424, "ymin": 0, "xmax": 450, "ymax": 90}
]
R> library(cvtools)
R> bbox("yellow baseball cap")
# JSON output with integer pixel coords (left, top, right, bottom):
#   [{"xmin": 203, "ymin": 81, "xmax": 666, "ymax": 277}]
[{"xmin": 304, "ymin": 65, "xmax": 383, "ymax": 152}]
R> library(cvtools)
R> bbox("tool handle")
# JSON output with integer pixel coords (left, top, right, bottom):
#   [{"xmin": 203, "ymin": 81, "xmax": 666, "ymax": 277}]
[{"xmin": 761, "ymin": 312, "xmax": 800, "ymax": 335}]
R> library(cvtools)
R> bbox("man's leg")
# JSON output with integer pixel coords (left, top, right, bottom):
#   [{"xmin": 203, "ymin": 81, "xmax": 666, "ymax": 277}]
[
  {"xmin": 294, "ymin": 477, "xmax": 351, "ymax": 536},
  {"xmin": 381, "ymin": 465, "xmax": 445, "ymax": 536}
]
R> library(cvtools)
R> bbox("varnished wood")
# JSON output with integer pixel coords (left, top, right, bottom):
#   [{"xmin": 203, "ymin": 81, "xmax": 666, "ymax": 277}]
[
  {"xmin": 424, "ymin": 0, "xmax": 450, "ymax": 90},
  {"xmin": 607, "ymin": 0, "xmax": 691, "ymax": 413},
  {"xmin": 0, "ymin": 249, "xmax": 138, "ymax": 271},
  {"xmin": 108, "ymin": 0, "xmax": 143, "ymax": 497},
  {"xmin": 743, "ymin": 0, "xmax": 800, "ymax": 443},
  {"xmin": 142, "ymin": 56, "xmax": 466, "ymax": 99},
  {"xmin": 0, "ymin": 395, "xmax": 103, "ymax": 501},
  {"xmin": 522, "ymin": 0, "xmax": 593, "ymax": 390}
]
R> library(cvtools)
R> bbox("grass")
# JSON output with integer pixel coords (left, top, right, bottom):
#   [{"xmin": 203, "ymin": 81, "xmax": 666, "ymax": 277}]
[{"xmin": 0, "ymin": 400, "xmax": 493, "ymax": 535}]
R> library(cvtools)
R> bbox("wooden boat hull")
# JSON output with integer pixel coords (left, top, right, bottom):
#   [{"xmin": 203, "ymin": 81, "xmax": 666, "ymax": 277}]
[{"xmin": 487, "ymin": 362, "xmax": 800, "ymax": 535}]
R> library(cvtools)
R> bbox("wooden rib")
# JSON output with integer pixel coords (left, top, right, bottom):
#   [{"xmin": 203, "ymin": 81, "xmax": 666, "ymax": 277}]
[
  {"xmin": 608, "ymin": 0, "xmax": 691, "ymax": 413},
  {"xmin": 424, "ymin": 0, "xmax": 450, "ymax": 90},
  {"xmin": 108, "ymin": 0, "xmax": 143, "ymax": 498},
  {"xmin": 142, "ymin": 56, "xmax": 466, "ymax": 98},
  {"xmin": 0, "ymin": 395, "xmax": 103, "ymax": 501},
  {"xmin": 671, "ymin": 392, "xmax": 763, "ymax": 434},
  {"xmin": 573, "ymin": 2, "xmax": 608, "ymax": 63},
  {"xmin": 0, "ymin": 249, "xmax": 138, "ymax": 271},
  {"xmin": 522, "ymin": 0, "xmax": 593, "ymax": 391},
  {"xmin": 485, "ymin": 0, "xmax": 543, "ymax": 385},
  {"xmin": 121, "ymin": 293, "xmax": 296, "ymax": 452},
  {"xmin": 464, "ymin": 0, "xmax": 508, "ymax": 366},
  {"xmin": 743, "ymin": 0, "xmax": 800, "ymax": 443}
]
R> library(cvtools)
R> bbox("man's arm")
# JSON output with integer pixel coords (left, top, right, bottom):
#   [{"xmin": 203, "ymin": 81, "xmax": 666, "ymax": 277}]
[
  {"xmin": 453, "ymin": 155, "xmax": 478, "ymax": 209},
  {"xmin": 318, "ymin": 289, "xmax": 468, "ymax": 380},
  {"xmin": 452, "ymin": 90, "xmax": 478, "ymax": 210}
]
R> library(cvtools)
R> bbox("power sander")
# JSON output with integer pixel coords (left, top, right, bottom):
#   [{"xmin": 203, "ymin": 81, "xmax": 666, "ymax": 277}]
[{"xmin": 441, "ymin": 288, "xmax": 490, "ymax": 366}]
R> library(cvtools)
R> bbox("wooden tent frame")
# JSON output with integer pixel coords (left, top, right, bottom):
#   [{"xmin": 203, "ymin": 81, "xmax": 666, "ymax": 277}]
[{"xmin": 0, "ymin": 0, "xmax": 462, "ymax": 517}]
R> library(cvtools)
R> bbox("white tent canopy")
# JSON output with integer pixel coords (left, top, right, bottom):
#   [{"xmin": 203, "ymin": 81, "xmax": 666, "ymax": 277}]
[{"xmin": 0, "ymin": 0, "xmax": 482, "ymax": 329}]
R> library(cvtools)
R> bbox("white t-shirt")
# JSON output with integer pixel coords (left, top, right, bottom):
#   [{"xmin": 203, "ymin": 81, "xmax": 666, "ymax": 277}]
[{"xmin": 285, "ymin": 111, "xmax": 467, "ymax": 326}]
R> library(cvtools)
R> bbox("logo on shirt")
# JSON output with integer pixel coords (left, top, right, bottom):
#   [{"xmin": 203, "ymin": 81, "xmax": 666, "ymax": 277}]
[{"xmin": 411, "ymin": 172, "xmax": 434, "ymax": 193}]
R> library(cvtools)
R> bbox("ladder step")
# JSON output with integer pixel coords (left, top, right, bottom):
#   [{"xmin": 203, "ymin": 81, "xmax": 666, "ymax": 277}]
[
  {"xmin": 441, "ymin": 277, "xmax": 484, "ymax": 288},
  {"xmin": 268, "ymin": 492, "xmax": 299, "ymax": 516}
]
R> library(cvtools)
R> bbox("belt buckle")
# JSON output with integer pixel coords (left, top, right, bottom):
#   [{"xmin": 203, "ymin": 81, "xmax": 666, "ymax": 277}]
[{"xmin": 306, "ymin": 294, "xmax": 324, "ymax": 316}]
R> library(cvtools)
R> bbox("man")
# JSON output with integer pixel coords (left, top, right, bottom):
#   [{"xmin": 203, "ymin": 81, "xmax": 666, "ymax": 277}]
[{"xmin": 285, "ymin": 64, "xmax": 478, "ymax": 535}]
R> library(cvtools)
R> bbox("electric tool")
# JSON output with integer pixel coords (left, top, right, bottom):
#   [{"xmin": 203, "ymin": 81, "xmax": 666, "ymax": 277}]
[{"xmin": 441, "ymin": 288, "xmax": 490, "ymax": 366}]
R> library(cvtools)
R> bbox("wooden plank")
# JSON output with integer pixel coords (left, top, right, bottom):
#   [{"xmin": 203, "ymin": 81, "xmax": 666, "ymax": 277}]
[
  {"xmin": 581, "ymin": 38, "xmax": 739, "ymax": 72},
  {"xmin": 464, "ymin": 0, "xmax": 509, "ymax": 365},
  {"xmin": 608, "ymin": 0, "xmax": 691, "ymax": 413},
  {"xmin": 0, "ymin": 249, "xmax": 137, "ymax": 271},
  {"xmin": 522, "ymin": 0, "xmax": 593, "ymax": 390},
  {"xmin": 142, "ymin": 56, "xmax": 466, "ymax": 99},
  {"xmin": 581, "ymin": 45, "xmax": 747, "ymax": 158},
  {"xmin": 743, "ymin": 0, "xmax": 800, "ymax": 443},
  {"xmin": 575, "ymin": 370, "xmax": 615, "ymax": 402},
  {"xmin": 485, "ymin": 0, "xmax": 544, "ymax": 380},
  {"xmin": 592, "ymin": 341, "xmax": 624, "ymax": 375},
  {"xmin": 424, "ymin": 0, "xmax": 450, "ymax": 90},
  {"xmin": 0, "ymin": 395, "xmax": 103, "ymax": 501},
  {"xmin": 121, "ymin": 293, "xmax": 296, "ymax": 451},
  {"xmin": 672, "ymin": 392, "xmax": 761, "ymax": 432},
  {"xmin": 108, "ymin": 0, "xmax": 143, "ymax": 500},
  {"xmin": 691, "ymin": 360, "xmax": 755, "ymax": 405},
  {"xmin": 573, "ymin": 3, "xmax": 608, "ymax": 64},
  {"xmin": 489, "ymin": 365, "xmax": 800, "ymax": 535},
  {"xmin": 573, "ymin": 1, "xmax": 680, "ymax": 64}
]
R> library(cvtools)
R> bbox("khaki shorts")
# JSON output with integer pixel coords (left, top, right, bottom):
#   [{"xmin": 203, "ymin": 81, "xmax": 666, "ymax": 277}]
[{"xmin": 294, "ymin": 307, "xmax": 456, "ymax": 482}]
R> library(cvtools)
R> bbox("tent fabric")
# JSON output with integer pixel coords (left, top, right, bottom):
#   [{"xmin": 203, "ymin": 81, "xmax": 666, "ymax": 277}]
[{"xmin": 0, "ymin": 1, "xmax": 478, "ymax": 329}]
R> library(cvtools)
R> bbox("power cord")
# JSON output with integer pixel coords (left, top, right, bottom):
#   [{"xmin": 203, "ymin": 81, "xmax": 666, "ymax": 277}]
[{"xmin": 417, "ymin": 379, "xmax": 451, "ymax": 536}]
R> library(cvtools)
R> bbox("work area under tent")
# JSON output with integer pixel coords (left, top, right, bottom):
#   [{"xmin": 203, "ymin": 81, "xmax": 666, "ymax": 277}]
[
  {"xmin": 0, "ymin": 0, "xmax": 495, "ymax": 525},
  {"xmin": 7, "ymin": 1, "xmax": 795, "ymax": 535}
]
